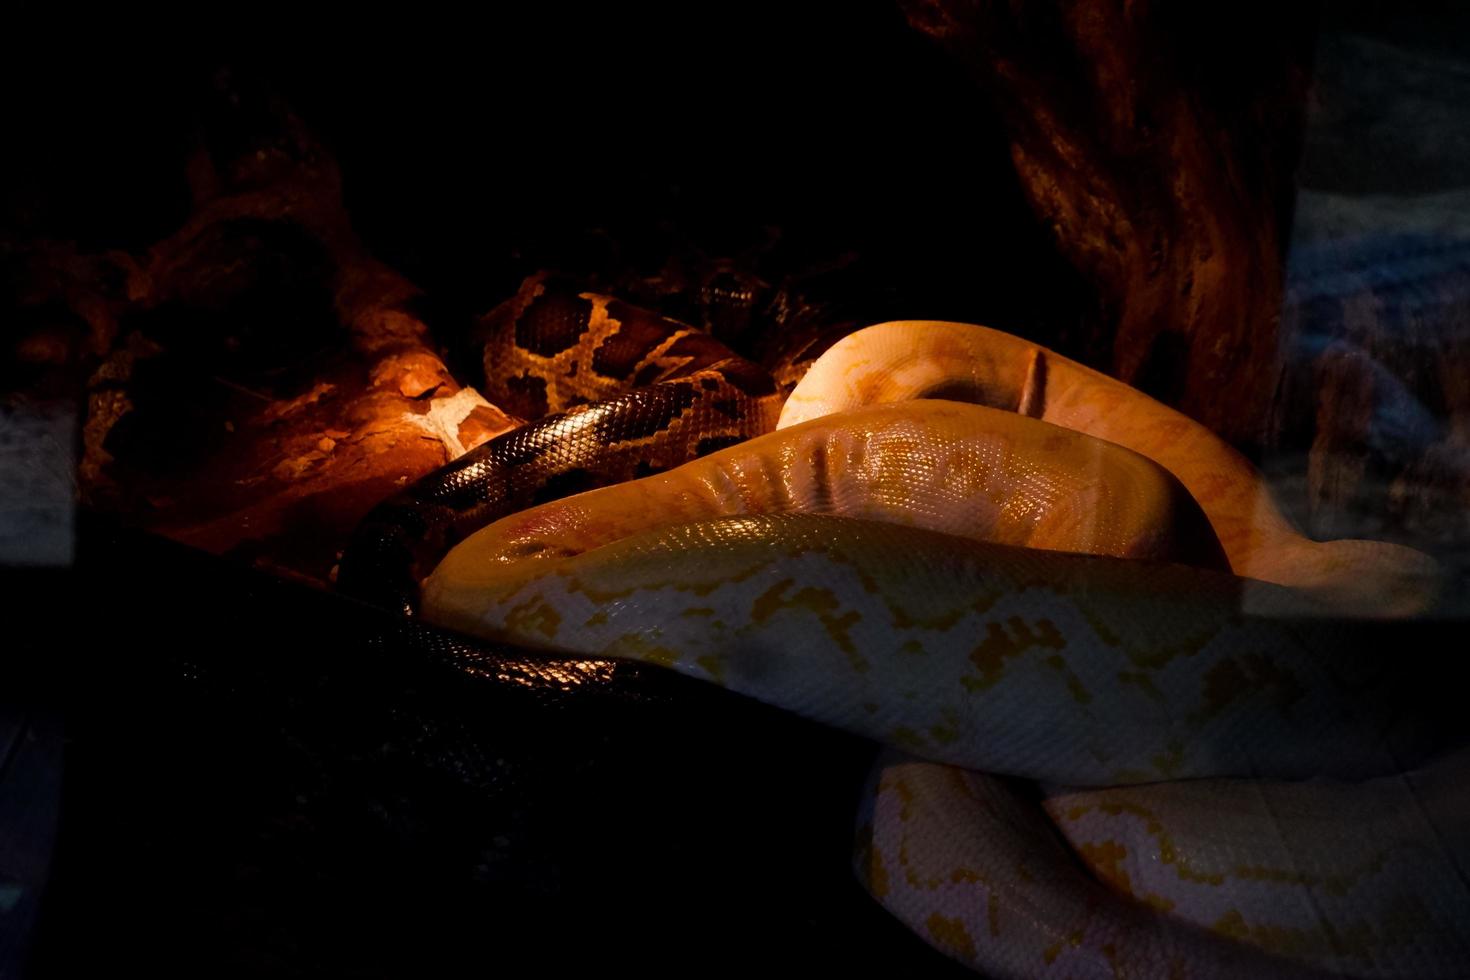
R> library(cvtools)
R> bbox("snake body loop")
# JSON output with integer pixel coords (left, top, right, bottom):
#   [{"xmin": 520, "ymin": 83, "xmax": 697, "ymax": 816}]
[
  {"xmin": 414, "ymin": 319, "xmax": 1463, "ymax": 977},
  {"xmin": 780, "ymin": 320, "xmax": 1443, "ymax": 617}
]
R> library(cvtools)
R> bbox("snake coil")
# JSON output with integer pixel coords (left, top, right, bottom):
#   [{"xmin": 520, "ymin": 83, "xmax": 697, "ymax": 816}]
[{"xmin": 343, "ymin": 290, "xmax": 1467, "ymax": 978}]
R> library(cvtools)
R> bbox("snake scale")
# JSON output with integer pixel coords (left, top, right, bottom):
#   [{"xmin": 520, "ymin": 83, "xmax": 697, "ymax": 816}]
[
  {"xmin": 341, "ymin": 282, "xmax": 1468, "ymax": 977},
  {"xmin": 337, "ymin": 274, "xmax": 784, "ymax": 615}
]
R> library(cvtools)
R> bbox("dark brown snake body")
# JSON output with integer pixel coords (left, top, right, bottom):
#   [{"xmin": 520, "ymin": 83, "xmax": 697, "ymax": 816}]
[{"xmin": 337, "ymin": 273, "xmax": 802, "ymax": 614}]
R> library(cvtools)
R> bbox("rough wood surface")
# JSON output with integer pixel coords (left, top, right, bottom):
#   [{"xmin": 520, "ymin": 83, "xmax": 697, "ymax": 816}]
[
  {"xmin": 897, "ymin": 0, "xmax": 1315, "ymax": 451},
  {"xmin": 71, "ymin": 75, "xmax": 516, "ymax": 586}
]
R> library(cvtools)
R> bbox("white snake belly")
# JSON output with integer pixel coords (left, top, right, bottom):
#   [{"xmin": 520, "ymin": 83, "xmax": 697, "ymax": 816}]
[
  {"xmin": 861, "ymin": 750, "xmax": 1470, "ymax": 978},
  {"xmin": 422, "ymin": 322, "xmax": 1466, "ymax": 977}
]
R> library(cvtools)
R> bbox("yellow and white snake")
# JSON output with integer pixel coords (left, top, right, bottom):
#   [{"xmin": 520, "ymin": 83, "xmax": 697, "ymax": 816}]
[{"xmin": 421, "ymin": 320, "xmax": 1468, "ymax": 978}]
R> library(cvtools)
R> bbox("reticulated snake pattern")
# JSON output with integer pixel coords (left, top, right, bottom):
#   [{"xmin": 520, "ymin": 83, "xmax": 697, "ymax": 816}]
[{"xmin": 341, "ymin": 284, "xmax": 1467, "ymax": 978}]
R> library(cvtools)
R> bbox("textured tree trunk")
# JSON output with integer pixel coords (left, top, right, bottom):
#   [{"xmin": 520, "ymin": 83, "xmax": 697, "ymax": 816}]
[
  {"xmin": 898, "ymin": 0, "xmax": 1316, "ymax": 451},
  {"xmin": 75, "ymin": 73, "xmax": 517, "ymax": 586}
]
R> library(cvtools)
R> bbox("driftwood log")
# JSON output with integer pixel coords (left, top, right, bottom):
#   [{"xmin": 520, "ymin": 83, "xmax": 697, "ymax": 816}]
[
  {"xmin": 74, "ymin": 74, "xmax": 515, "ymax": 586},
  {"xmin": 897, "ymin": 0, "xmax": 1315, "ymax": 452},
  {"xmin": 897, "ymin": 1, "xmax": 1469, "ymax": 602}
]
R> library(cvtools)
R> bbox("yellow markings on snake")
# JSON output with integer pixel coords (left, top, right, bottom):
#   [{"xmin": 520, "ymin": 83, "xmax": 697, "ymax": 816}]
[
  {"xmin": 1077, "ymin": 604, "xmax": 1124, "ymax": 646},
  {"xmin": 1042, "ymin": 652, "xmax": 1093, "ymax": 705},
  {"xmin": 1058, "ymin": 799, "xmax": 1228, "ymax": 893},
  {"xmin": 423, "ymin": 321, "xmax": 1463, "ymax": 978},
  {"xmin": 885, "ymin": 601, "xmax": 961, "ymax": 631},
  {"xmin": 1188, "ymin": 653, "xmax": 1306, "ymax": 726},
  {"xmin": 562, "ymin": 576, "xmax": 641, "ymax": 605},
  {"xmin": 749, "ymin": 579, "xmax": 867, "ymax": 673},
  {"xmin": 1042, "ymin": 930, "xmax": 1084, "ymax": 965},
  {"xmin": 960, "ymin": 616, "xmax": 1066, "ymax": 692},
  {"xmin": 603, "ymin": 633, "xmax": 679, "ymax": 670},
  {"xmin": 1112, "ymin": 621, "xmax": 1226, "ymax": 671},
  {"xmin": 1212, "ymin": 907, "xmax": 1384, "ymax": 963},
  {"xmin": 1143, "ymin": 893, "xmax": 1176, "ymax": 914},
  {"xmin": 926, "ymin": 709, "xmax": 962, "ymax": 746},
  {"xmin": 855, "ymin": 825, "xmax": 889, "ymax": 899},
  {"xmin": 1076, "ymin": 840, "xmax": 1132, "ymax": 893},
  {"xmin": 503, "ymin": 596, "xmax": 562, "ymax": 640},
  {"xmin": 892, "ymin": 774, "xmax": 916, "ymax": 822},
  {"xmin": 1078, "ymin": 800, "xmax": 1227, "ymax": 886},
  {"xmin": 1231, "ymin": 852, "xmax": 1387, "ymax": 896},
  {"xmin": 926, "ymin": 913, "xmax": 978, "ymax": 961},
  {"xmin": 678, "ymin": 560, "xmax": 768, "ymax": 598}
]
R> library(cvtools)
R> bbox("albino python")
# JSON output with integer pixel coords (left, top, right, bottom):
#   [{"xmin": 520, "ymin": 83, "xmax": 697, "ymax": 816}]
[{"xmin": 348, "ymin": 297, "xmax": 1468, "ymax": 976}]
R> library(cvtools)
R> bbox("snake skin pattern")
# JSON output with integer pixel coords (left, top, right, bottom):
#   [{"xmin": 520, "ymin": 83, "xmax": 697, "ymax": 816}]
[
  {"xmin": 419, "ymin": 321, "xmax": 1465, "ymax": 977},
  {"xmin": 336, "ymin": 275, "xmax": 781, "ymax": 614}
]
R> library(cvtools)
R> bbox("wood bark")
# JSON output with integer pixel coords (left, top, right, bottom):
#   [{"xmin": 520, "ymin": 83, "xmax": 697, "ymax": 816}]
[
  {"xmin": 898, "ymin": 0, "xmax": 1315, "ymax": 451},
  {"xmin": 75, "ymin": 73, "xmax": 516, "ymax": 586}
]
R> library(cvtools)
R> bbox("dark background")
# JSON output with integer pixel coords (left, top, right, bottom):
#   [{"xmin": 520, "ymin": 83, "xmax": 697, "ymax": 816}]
[
  {"xmin": 1, "ymin": 0, "xmax": 1089, "ymax": 336},
  {"xmin": 3, "ymin": 2, "xmax": 1065, "ymax": 976},
  {"xmin": 9, "ymin": 1, "xmax": 1470, "ymax": 976}
]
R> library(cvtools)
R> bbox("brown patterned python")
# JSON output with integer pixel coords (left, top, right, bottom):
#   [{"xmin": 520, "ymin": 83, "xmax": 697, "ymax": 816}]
[
  {"xmin": 411, "ymin": 313, "xmax": 1468, "ymax": 978},
  {"xmin": 336, "ymin": 274, "xmax": 785, "ymax": 614}
]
